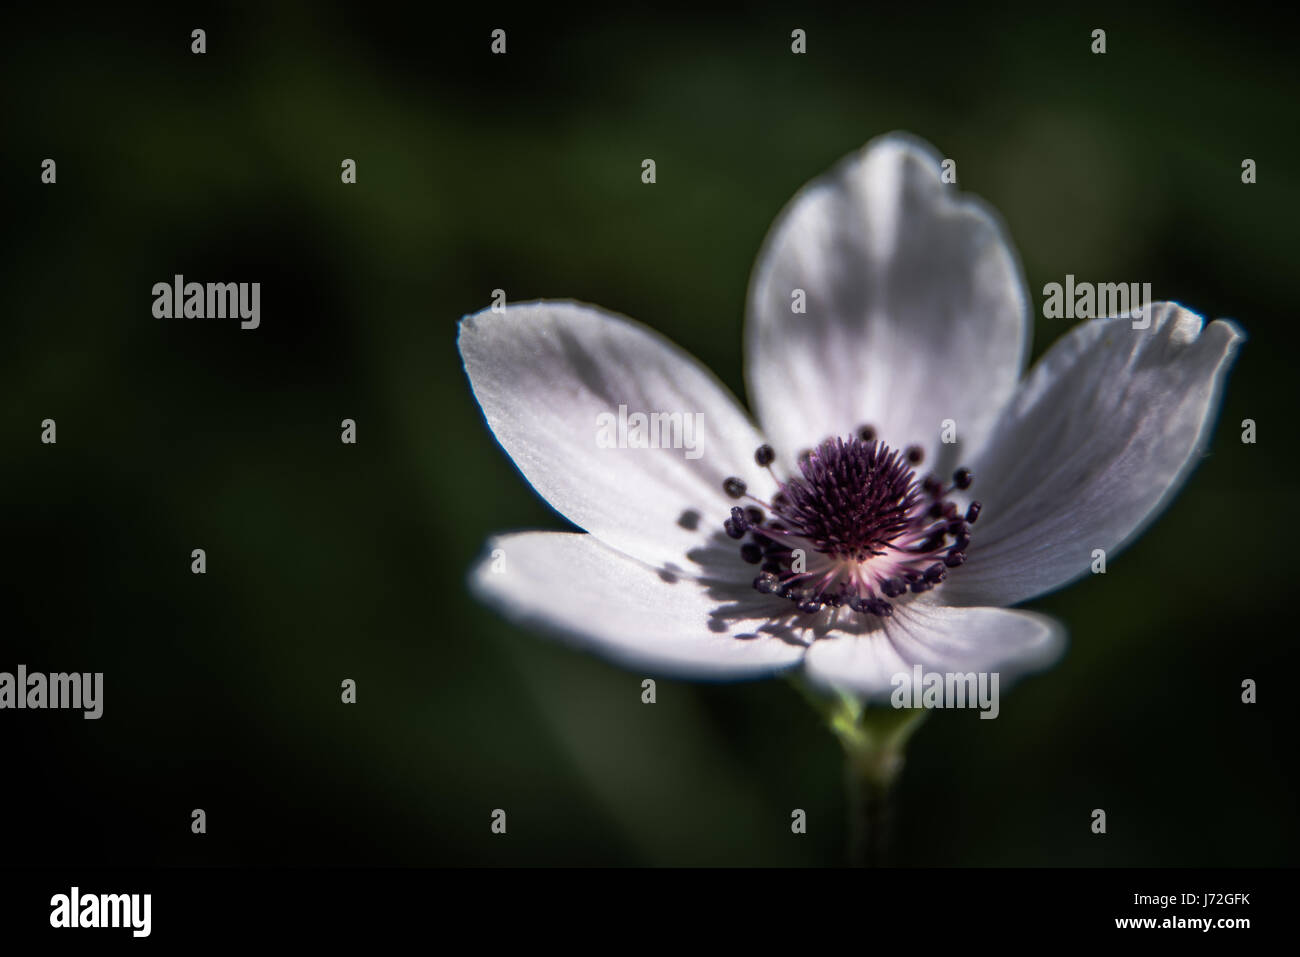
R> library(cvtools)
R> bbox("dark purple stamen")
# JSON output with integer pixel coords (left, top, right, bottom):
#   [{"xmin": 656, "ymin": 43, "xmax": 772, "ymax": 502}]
[
  {"xmin": 719, "ymin": 437, "xmax": 979, "ymax": 620},
  {"xmin": 772, "ymin": 438, "xmax": 918, "ymax": 562}
]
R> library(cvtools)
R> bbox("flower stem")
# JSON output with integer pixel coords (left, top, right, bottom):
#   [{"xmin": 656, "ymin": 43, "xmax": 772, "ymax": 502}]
[
  {"xmin": 843, "ymin": 741, "xmax": 899, "ymax": 867},
  {"xmin": 793, "ymin": 680, "xmax": 926, "ymax": 867}
]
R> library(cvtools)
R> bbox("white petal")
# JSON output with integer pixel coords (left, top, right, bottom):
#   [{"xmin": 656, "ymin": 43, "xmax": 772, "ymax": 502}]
[
  {"xmin": 943, "ymin": 302, "xmax": 1244, "ymax": 608},
  {"xmin": 459, "ymin": 301, "xmax": 772, "ymax": 579},
  {"xmin": 745, "ymin": 132, "xmax": 1030, "ymax": 472},
  {"xmin": 471, "ymin": 532, "xmax": 808, "ymax": 679},
  {"xmin": 802, "ymin": 601, "xmax": 1065, "ymax": 701}
]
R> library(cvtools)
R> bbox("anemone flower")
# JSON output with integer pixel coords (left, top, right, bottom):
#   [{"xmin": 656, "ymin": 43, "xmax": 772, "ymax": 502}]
[{"xmin": 458, "ymin": 132, "xmax": 1243, "ymax": 864}]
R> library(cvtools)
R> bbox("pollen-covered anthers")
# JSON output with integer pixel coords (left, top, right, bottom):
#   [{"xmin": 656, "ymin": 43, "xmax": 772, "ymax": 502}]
[{"xmin": 720, "ymin": 433, "xmax": 981, "ymax": 619}]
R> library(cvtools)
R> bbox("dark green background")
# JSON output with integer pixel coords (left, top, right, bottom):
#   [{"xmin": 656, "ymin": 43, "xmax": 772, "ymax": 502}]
[{"xmin": 4, "ymin": 2, "xmax": 1295, "ymax": 866}]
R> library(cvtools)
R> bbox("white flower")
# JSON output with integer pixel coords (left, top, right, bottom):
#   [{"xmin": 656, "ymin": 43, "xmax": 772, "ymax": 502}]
[{"xmin": 458, "ymin": 133, "xmax": 1243, "ymax": 701}]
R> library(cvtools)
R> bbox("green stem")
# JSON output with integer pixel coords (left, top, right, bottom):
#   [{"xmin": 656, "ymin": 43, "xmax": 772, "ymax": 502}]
[
  {"xmin": 791, "ymin": 680, "xmax": 927, "ymax": 867},
  {"xmin": 844, "ymin": 742, "xmax": 898, "ymax": 867}
]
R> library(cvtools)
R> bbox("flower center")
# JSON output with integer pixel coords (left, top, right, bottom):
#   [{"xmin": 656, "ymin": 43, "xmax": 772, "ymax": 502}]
[{"xmin": 720, "ymin": 431, "xmax": 980, "ymax": 618}]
